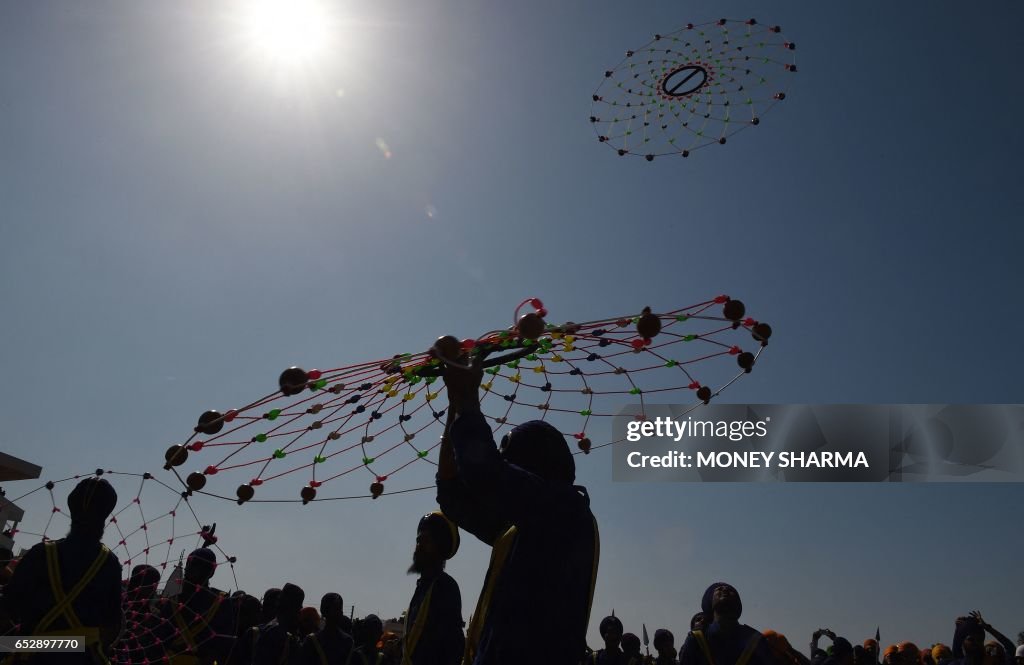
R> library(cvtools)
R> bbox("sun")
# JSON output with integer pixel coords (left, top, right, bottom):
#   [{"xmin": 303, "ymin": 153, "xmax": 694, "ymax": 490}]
[{"xmin": 240, "ymin": 0, "xmax": 333, "ymax": 67}]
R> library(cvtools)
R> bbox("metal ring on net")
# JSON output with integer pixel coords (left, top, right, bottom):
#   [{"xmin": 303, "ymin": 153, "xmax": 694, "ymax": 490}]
[
  {"xmin": 591, "ymin": 18, "xmax": 797, "ymax": 160},
  {"xmin": 1, "ymin": 469, "xmax": 242, "ymax": 665},
  {"xmin": 161, "ymin": 295, "xmax": 773, "ymax": 504}
]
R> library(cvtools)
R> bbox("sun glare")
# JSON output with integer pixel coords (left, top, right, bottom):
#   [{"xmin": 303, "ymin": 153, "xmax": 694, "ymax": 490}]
[{"xmin": 241, "ymin": 0, "xmax": 333, "ymax": 67}]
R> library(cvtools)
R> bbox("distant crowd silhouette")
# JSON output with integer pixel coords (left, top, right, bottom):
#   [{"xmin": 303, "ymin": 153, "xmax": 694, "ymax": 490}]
[{"xmin": 1, "ymin": 358, "xmax": 1021, "ymax": 665}]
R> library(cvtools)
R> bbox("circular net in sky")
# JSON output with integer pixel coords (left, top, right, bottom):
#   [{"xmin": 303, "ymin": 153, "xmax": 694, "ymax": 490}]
[
  {"xmin": 162, "ymin": 295, "xmax": 773, "ymax": 503},
  {"xmin": 2, "ymin": 470, "xmax": 242, "ymax": 665},
  {"xmin": 591, "ymin": 18, "xmax": 797, "ymax": 160}
]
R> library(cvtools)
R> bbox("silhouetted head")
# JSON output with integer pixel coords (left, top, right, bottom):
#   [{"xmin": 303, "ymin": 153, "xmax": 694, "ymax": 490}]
[
  {"xmin": 278, "ymin": 583, "xmax": 305, "ymax": 629},
  {"xmin": 184, "ymin": 547, "xmax": 217, "ymax": 586},
  {"xmin": 499, "ymin": 421, "xmax": 575, "ymax": 485},
  {"xmin": 654, "ymin": 628, "xmax": 675, "ymax": 655},
  {"xmin": 832, "ymin": 638, "xmax": 854, "ymax": 665},
  {"xmin": 931, "ymin": 645, "xmax": 952, "ymax": 665},
  {"xmin": 67, "ymin": 477, "xmax": 117, "ymax": 537},
  {"xmin": 261, "ymin": 588, "xmax": 281, "ymax": 623},
  {"xmin": 984, "ymin": 642, "xmax": 1005, "ymax": 665},
  {"xmin": 702, "ymin": 582, "xmax": 742, "ymax": 622},
  {"xmin": 128, "ymin": 564, "xmax": 161, "ymax": 592},
  {"xmin": 360, "ymin": 614, "xmax": 383, "ymax": 648},
  {"xmin": 320, "ymin": 593, "xmax": 344, "ymax": 626},
  {"xmin": 622, "ymin": 633, "xmax": 641, "ymax": 656},
  {"xmin": 599, "ymin": 615, "xmax": 623, "ymax": 649},
  {"xmin": 690, "ymin": 612, "xmax": 706, "ymax": 632},
  {"xmin": 299, "ymin": 607, "xmax": 320, "ymax": 636},
  {"xmin": 864, "ymin": 640, "xmax": 880, "ymax": 662},
  {"xmin": 411, "ymin": 512, "xmax": 459, "ymax": 573},
  {"xmin": 1013, "ymin": 645, "xmax": 1024, "ymax": 665},
  {"xmin": 237, "ymin": 594, "xmax": 261, "ymax": 634}
]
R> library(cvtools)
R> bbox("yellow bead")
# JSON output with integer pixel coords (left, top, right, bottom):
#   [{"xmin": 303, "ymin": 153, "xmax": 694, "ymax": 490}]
[
  {"xmin": 565, "ymin": 335, "xmax": 576, "ymax": 344},
  {"xmin": 388, "ymin": 390, "xmax": 398, "ymax": 397},
  {"xmin": 533, "ymin": 366, "xmax": 545, "ymax": 373},
  {"xmin": 510, "ymin": 374, "xmax": 521, "ymax": 383},
  {"xmin": 426, "ymin": 392, "xmax": 437, "ymax": 401},
  {"xmin": 404, "ymin": 393, "xmax": 415, "ymax": 401},
  {"xmin": 482, "ymin": 382, "xmax": 493, "ymax": 391}
]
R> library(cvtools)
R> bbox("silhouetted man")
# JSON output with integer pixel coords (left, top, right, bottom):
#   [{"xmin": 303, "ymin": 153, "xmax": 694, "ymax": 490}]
[
  {"xmin": 298, "ymin": 593, "xmax": 353, "ymax": 665},
  {"xmin": 403, "ymin": 512, "xmax": 464, "ymax": 665},
  {"xmin": 437, "ymin": 350, "xmax": 599, "ymax": 665},
  {"xmin": 2, "ymin": 477, "xmax": 123, "ymax": 665},
  {"xmin": 679, "ymin": 583, "xmax": 773, "ymax": 665}
]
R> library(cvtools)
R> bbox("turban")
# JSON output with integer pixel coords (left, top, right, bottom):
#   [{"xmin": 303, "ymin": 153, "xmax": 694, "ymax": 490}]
[
  {"xmin": 67, "ymin": 477, "xmax": 117, "ymax": 524},
  {"xmin": 499, "ymin": 421, "xmax": 575, "ymax": 484},
  {"xmin": 654, "ymin": 629, "xmax": 675, "ymax": 649},
  {"xmin": 419, "ymin": 512, "xmax": 460, "ymax": 559},
  {"xmin": 299, "ymin": 607, "xmax": 321, "ymax": 633},
  {"xmin": 1014, "ymin": 646, "xmax": 1024, "ymax": 658},
  {"xmin": 622, "ymin": 634, "xmax": 641, "ymax": 652},
  {"xmin": 884, "ymin": 646, "xmax": 899, "ymax": 660},
  {"xmin": 281, "ymin": 583, "xmax": 305, "ymax": 607},
  {"xmin": 865, "ymin": 640, "xmax": 880, "ymax": 651},
  {"xmin": 128, "ymin": 564, "xmax": 161, "ymax": 590},
  {"xmin": 899, "ymin": 643, "xmax": 920, "ymax": 660},
  {"xmin": 599, "ymin": 616, "xmax": 623, "ymax": 638},
  {"xmin": 701, "ymin": 582, "xmax": 742, "ymax": 618},
  {"xmin": 764, "ymin": 630, "xmax": 793, "ymax": 656},
  {"xmin": 833, "ymin": 638, "xmax": 853, "ymax": 657}
]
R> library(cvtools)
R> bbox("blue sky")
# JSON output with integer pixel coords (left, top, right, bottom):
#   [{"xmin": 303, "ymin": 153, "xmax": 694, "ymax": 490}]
[{"xmin": 2, "ymin": 0, "xmax": 1023, "ymax": 651}]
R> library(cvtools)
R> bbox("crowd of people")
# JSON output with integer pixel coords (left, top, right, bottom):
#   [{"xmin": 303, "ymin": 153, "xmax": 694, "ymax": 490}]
[{"xmin": 0, "ymin": 356, "xmax": 1021, "ymax": 665}]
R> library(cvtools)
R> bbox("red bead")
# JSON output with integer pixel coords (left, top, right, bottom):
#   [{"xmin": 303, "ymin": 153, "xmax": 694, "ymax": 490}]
[
  {"xmin": 461, "ymin": 339, "xmax": 476, "ymax": 350},
  {"xmin": 631, "ymin": 339, "xmax": 645, "ymax": 350},
  {"xmin": 530, "ymin": 298, "xmax": 544, "ymax": 309},
  {"xmin": 204, "ymin": 466, "xmax": 218, "ymax": 475},
  {"xmin": 307, "ymin": 369, "xmax": 322, "ymax": 380},
  {"xmin": 714, "ymin": 295, "xmax": 729, "ymax": 304},
  {"xmin": 250, "ymin": 478, "xmax": 263, "ymax": 486},
  {"xmin": 224, "ymin": 409, "xmax": 238, "ymax": 422},
  {"xmin": 188, "ymin": 441, "xmax": 204, "ymax": 452}
]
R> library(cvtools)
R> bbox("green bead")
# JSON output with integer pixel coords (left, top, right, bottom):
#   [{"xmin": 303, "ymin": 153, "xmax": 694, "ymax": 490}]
[
  {"xmin": 313, "ymin": 379, "xmax": 327, "ymax": 390},
  {"xmin": 630, "ymin": 388, "xmax": 642, "ymax": 395},
  {"xmin": 362, "ymin": 456, "xmax": 375, "ymax": 465},
  {"xmin": 266, "ymin": 409, "xmax": 281, "ymax": 420},
  {"xmin": 526, "ymin": 354, "xmax": 538, "ymax": 361},
  {"xmin": 314, "ymin": 455, "xmax": 326, "ymax": 464},
  {"xmin": 684, "ymin": 335, "xmax": 697, "ymax": 341},
  {"xmin": 580, "ymin": 409, "xmax": 592, "ymax": 416},
  {"xmin": 255, "ymin": 433, "xmax": 267, "ymax": 443},
  {"xmin": 273, "ymin": 449, "xmax": 286, "ymax": 459},
  {"xmin": 485, "ymin": 368, "xmax": 499, "ymax": 375},
  {"xmin": 676, "ymin": 315, "xmax": 689, "ymax": 321},
  {"xmin": 425, "ymin": 376, "xmax": 437, "ymax": 385},
  {"xmin": 665, "ymin": 360, "xmax": 678, "ymax": 367},
  {"xmin": 417, "ymin": 450, "xmax": 429, "ymax": 458},
  {"xmin": 506, "ymin": 360, "xmax": 519, "ymax": 369}
]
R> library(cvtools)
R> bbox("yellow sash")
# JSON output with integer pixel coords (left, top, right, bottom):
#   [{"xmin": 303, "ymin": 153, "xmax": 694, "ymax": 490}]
[
  {"xmin": 4, "ymin": 543, "xmax": 112, "ymax": 665},
  {"xmin": 692, "ymin": 630, "xmax": 761, "ymax": 665}
]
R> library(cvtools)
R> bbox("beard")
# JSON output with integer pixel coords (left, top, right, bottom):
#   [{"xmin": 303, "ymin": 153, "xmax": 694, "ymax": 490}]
[{"xmin": 407, "ymin": 553, "xmax": 423, "ymax": 574}]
